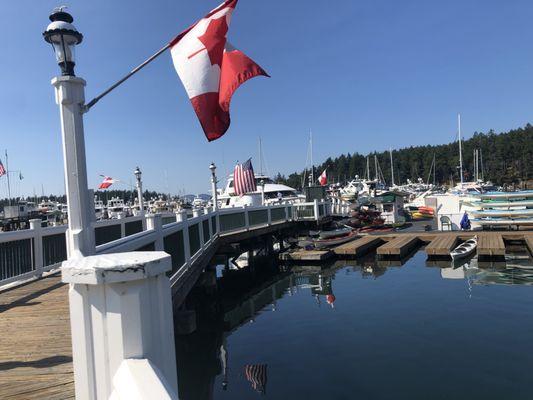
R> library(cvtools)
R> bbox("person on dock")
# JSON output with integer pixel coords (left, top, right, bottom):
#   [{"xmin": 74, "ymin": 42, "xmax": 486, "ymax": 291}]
[{"xmin": 460, "ymin": 211, "xmax": 471, "ymax": 230}]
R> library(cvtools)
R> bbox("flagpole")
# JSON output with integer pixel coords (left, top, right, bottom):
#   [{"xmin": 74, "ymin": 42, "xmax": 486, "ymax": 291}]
[
  {"xmin": 83, "ymin": 43, "xmax": 171, "ymax": 113},
  {"xmin": 5, "ymin": 150, "xmax": 11, "ymax": 205}
]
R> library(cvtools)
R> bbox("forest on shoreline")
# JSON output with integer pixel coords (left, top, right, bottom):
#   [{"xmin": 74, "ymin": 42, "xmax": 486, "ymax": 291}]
[{"xmin": 275, "ymin": 124, "xmax": 533, "ymax": 190}]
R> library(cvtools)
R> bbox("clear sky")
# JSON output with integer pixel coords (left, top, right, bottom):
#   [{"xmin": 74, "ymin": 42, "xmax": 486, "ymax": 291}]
[{"xmin": 2, "ymin": 0, "xmax": 533, "ymax": 197}]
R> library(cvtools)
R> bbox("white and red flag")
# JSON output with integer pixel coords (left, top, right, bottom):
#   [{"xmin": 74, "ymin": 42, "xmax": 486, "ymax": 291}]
[
  {"xmin": 318, "ymin": 169, "xmax": 327, "ymax": 186},
  {"xmin": 98, "ymin": 176, "xmax": 114, "ymax": 189},
  {"xmin": 169, "ymin": 0, "xmax": 269, "ymax": 141}
]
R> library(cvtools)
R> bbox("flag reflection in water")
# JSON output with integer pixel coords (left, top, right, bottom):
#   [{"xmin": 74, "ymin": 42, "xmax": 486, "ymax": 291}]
[{"xmin": 244, "ymin": 364, "xmax": 268, "ymax": 394}]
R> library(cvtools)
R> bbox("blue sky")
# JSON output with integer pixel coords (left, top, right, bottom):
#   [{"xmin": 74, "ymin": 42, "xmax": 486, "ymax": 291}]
[{"xmin": 2, "ymin": 0, "xmax": 533, "ymax": 197}]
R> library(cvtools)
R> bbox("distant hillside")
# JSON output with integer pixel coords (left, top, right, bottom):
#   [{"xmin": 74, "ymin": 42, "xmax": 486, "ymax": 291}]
[{"xmin": 275, "ymin": 124, "xmax": 533, "ymax": 189}]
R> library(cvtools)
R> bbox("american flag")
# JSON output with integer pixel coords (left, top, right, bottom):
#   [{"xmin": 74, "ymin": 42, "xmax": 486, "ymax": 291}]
[
  {"xmin": 234, "ymin": 158, "xmax": 257, "ymax": 196},
  {"xmin": 244, "ymin": 364, "xmax": 267, "ymax": 394},
  {"xmin": 0, "ymin": 159, "xmax": 5, "ymax": 177}
]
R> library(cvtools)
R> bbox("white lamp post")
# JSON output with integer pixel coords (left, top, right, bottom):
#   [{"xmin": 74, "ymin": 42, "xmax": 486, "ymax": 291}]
[
  {"xmin": 209, "ymin": 162, "xmax": 218, "ymax": 210},
  {"xmin": 44, "ymin": 7, "xmax": 94, "ymax": 257},
  {"xmin": 134, "ymin": 166, "xmax": 144, "ymax": 215}
]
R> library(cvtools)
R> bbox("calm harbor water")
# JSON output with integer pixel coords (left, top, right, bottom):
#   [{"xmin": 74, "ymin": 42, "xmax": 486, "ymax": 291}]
[{"xmin": 175, "ymin": 248, "xmax": 533, "ymax": 400}]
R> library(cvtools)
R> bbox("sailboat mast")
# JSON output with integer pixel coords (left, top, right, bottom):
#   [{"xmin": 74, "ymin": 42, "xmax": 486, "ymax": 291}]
[
  {"xmin": 5, "ymin": 150, "xmax": 11, "ymax": 205},
  {"xmin": 366, "ymin": 156, "xmax": 370, "ymax": 181},
  {"xmin": 389, "ymin": 147, "xmax": 395, "ymax": 187},
  {"xmin": 480, "ymin": 148, "xmax": 484, "ymax": 181},
  {"xmin": 258, "ymin": 137, "xmax": 263, "ymax": 175},
  {"xmin": 474, "ymin": 149, "xmax": 479, "ymax": 182},
  {"xmin": 374, "ymin": 155, "xmax": 378, "ymax": 182},
  {"xmin": 309, "ymin": 130, "xmax": 314, "ymax": 186},
  {"xmin": 458, "ymin": 114, "xmax": 464, "ymax": 185},
  {"xmin": 433, "ymin": 153, "xmax": 436, "ymax": 186}
]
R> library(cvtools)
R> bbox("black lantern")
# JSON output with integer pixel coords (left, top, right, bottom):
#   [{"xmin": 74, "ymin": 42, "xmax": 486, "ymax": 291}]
[{"xmin": 43, "ymin": 7, "xmax": 83, "ymax": 76}]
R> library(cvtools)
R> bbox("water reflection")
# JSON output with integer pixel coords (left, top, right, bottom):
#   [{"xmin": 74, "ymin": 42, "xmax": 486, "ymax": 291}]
[
  {"xmin": 175, "ymin": 246, "xmax": 533, "ymax": 400},
  {"xmin": 438, "ymin": 249, "xmax": 533, "ymax": 286}
]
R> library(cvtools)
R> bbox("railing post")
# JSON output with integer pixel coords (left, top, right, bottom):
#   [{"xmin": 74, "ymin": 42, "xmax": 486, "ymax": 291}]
[
  {"xmin": 141, "ymin": 214, "xmax": 147, "ymax": 231},
  {"xmin": 179, "ymin": 211, "xmax": 191, "ymax": 266},
  {"xmin": 175, "ymin": 210, "xmax": 186, "ymax": 223},
  {"xmin": 313, "ymin": 199, "xmax": 320, "ymax": 221},
  {"xmin": 146, "ymin": 214, "xmax": 164, "ymax": 251},
  {"xmin": 197, "ymin": 210, "xmax": 205, "ymax": 250},
  {"xmin": 30, "ymin": 219, "xmax": 44, "ymax": 277},
  {"xmin": 120, "ymin": 220, "xmax": 126, "ymax": 238},
  {"xmin": 62, "ymin": 252, "xmax": 178, "ymax": 399},
  {"xmin": 243, "ymin": 205, "xmax": 250, "ymax": 230},
  {"xmin": 267, "ymin": 205, "xmax": 272, "ymax": 226},
  {"xmin": 207, "ymin": 208, "xmax": 213, "ymax": 242}
]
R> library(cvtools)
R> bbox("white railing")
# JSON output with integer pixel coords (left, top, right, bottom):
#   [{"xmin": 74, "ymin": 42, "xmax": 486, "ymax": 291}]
[
  {"xmin": 0, "ymin": 199, "xmax": 330, "ymax": 399},
  {"xmin": 329, "ymin": 197, "xmax": 351, "ymax": 216},
  {"xmin": 0, "ymin": 220, "xmax": 68, "ymax": 288},
  {"xmin": 0, "ymin": 200, "xmax": 330, "ymax": 288}
]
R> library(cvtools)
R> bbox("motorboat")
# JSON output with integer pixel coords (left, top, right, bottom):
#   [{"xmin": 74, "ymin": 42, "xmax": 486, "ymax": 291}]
[
  {"xmin": 450, "ymin": 236, "xmax": 477, "ymax": 260},
  {"xmin": 94, "ymin": 197, "xmax": 105, "ymax": 220},
  {"xmin": 339, "ymin": 176, "xmax": 383, "ymax": 203},
  {"xmin": 149, "ymin": 197, "xmax": 175, "ymax": 214},
  {"xmin": 192, "ymin": 195, "xmax": 207, "ymax": 209},
  {"xmin": 218, "ymin": 173, "xmax": 301, "ymax": 208},
  {"xmin": 107, "ymin": 197, "xmax": 128, "ymax": 219}
]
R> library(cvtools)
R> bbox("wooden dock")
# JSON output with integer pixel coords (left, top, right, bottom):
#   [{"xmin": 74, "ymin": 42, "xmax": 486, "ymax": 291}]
[
  {"xmin": 477, "ymin": 233, "xmax": 506, "ymax": 258},
  {"xmin": 376, "ymin": 235, "xmax": 421, "ymax": 258},
  {"xmin": 282, "ymin": 231, "xmax": 533, "ymax": 262},
  {"xmin": 0, "ymin": 229, "xmax": 531, "ymax": 400},
  {"xmin": 425, "ymin": 234, "xmax": 459, "ymax": 257},
  {"xmin": 0, "ymin": 275, "xmax": 73, "ymax": 399},
  {"xmin": 333, "ymin": 236, "xmax": 385, "ymax": 257}
]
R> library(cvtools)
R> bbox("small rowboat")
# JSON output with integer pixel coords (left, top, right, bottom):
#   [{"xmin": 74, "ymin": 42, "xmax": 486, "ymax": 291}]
[
  {"xmin": 298, "ymin": 230, "xmax": 358, "ymax": 249},
  {"xmin": 318, "ymin": 227, "xmax": 352, "ymax": 239},
  {"xmin": 450, "ymin": 236, "xmax": 477, "ymax": 260}
]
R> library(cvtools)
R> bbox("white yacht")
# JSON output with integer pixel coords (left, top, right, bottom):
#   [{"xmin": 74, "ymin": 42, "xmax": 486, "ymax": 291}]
[
  {"xmin": 149, "ymin": 197, "xmax": 174, "ymax": 214},
  {"xmin": 218, "ymin": 173, "xmax": 301, "ymax": 208},
  {"xmin": 107, "ymin": 197, "xmax": 128, "ymax": 219},
  {"xmin": 94, "ymin": 197, "xmax": 105, "ymax": 220},
  {"xmin": 339, "ymin": 176, "xmax": 384, "ymax": 203},
  {"xmin": 192, "ymin": 195, "xmax": 207, "ymax": 209}
]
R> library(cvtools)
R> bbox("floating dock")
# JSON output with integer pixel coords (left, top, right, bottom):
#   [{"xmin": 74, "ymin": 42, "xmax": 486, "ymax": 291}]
[
  {"xmin": 333, "ymin": 236, "xmax": 385, "ymax": 257},
  {"xmin": 376, "ymin": 235, "xmax": 421, "ymax": 258},
  {"xmin": 281, "ymin": 231, "xmax": 533, "ymax": 262}
]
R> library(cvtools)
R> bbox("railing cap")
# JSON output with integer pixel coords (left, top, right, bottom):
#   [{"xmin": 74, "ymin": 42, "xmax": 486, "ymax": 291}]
[{"xmin": 62, "ymin": 251, "xmax": 171, "ymax": 285}]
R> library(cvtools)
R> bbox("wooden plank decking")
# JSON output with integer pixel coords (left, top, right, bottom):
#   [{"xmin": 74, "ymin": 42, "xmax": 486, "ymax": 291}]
[
  {"xmin": 0, "ymin": 275, "xmax": 73, "ymax": 400},
  {"xmin": 376, "ymin": 235, "xmax": 421, "ymax": 258},
  {"xmin": 477, "ymin": 232, "xmax": 506, "ymax": 258},
  {"xmin": 425, "ymin": 234, "xmax": 460, "ymax": 257},
  {"xmin": 333, "ymin": 236, "xmax": 385, "ymax": 257}
]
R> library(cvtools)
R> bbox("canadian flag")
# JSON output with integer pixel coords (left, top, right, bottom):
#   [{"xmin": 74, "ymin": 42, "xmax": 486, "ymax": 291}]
[
  {"xmin": 169, "ymin": 0, "xmax": 269, "ymax": 141},
  {"xmin": 98, "ymin": 176, "xmax": 114, "ymax": 189},
  {"xmin": 318, "ymin": 169, "xmax": 327, "ymax": 186}
]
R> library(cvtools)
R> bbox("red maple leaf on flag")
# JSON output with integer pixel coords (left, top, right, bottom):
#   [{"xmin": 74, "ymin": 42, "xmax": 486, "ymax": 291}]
[{"xmin": 195, "ymin": 16, "xmax": 229, "ymax": 67}]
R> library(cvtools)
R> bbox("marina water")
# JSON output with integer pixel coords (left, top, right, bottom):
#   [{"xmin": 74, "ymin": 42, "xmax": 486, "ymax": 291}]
[{"xmin": 176, "ymin": 249, "xmax": 533, "ymax": 400}]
